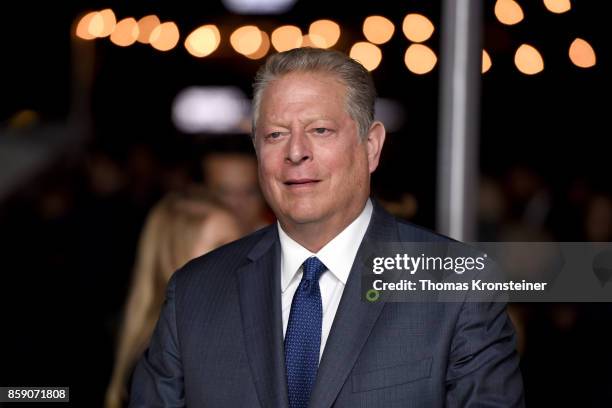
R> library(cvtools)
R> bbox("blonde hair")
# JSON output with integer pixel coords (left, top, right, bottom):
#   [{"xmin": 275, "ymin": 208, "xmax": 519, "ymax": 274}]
[{"xmin": 105, "ymin": 189, "xmax": 238, "ymax": 408}]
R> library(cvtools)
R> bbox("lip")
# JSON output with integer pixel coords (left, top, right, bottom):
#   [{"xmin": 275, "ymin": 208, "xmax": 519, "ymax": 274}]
[{"xmin": 284, "ymin": 178, "xmax": 321, "ymax": 188}]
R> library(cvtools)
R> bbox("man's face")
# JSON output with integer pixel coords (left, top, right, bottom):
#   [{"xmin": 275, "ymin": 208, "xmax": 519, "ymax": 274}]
[{"xmin": 254, "ymin": 71, "xmax": 382, "ymax": 235}]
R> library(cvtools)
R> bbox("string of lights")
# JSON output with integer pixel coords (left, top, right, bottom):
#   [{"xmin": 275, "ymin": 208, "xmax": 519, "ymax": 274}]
[{"xmin": 74, "ymin": 1, "xmax": 596, "ymax": 75}]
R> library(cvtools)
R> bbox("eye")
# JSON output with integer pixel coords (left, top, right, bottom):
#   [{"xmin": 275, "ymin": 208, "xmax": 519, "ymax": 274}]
[
  {"xmin": 313, "ymin": 127, "xmax": 330, "ymax": 135},
  {"xmin": 266, "ymin": 131, "xmax": 283, "ymax": 139}
]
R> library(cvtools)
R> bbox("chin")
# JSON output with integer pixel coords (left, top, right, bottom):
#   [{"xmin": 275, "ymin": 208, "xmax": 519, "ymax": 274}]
[
  {"xmin": 282, "ymin": 204, "xmax": 325, "ymax": 225},
  {"xmin": 285, "ymin": 212, "xmax": 321, "ymax": 225}
]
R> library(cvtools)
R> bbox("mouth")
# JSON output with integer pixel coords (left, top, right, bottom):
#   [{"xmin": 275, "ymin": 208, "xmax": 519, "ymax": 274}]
[{"xmin": 284, "ymin": 178, "xmax": 321, "ymax": 187}]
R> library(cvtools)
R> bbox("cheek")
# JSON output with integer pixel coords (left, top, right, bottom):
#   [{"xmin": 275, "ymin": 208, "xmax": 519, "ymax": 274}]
[
  {"xmin": 257, "ymin": 161, "xmax": 281, "ymax": 206},
  {"xmin": 257, "ymin": 147, "xmax": 275, "ymax": 175},
  {"xmin": 258, "ymin": 162, "xmax": 274, "ymax": 190},
  {"xmin": 331, "ymin": 147, "xmax": 368, "ymax": 180}
]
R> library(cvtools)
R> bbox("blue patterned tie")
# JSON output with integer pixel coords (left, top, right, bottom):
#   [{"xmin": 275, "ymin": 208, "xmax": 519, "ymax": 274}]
[{"xmin": 285, "ymin": 256, "xmax": 327, "ymax": 408}]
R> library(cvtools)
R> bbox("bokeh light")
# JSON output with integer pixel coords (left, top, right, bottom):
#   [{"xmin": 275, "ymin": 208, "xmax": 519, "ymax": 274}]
[
  {"xmin": 150, "ymin": 22, "xmax": 180, "ymax": 51},
  {"xmin": 309, "ymin": 20, "xmax": 340, "ymax": 48},
  {"xmin": 271, "ymin": 25, "xmax": 302, "ymax": 52},
  {"xmin": 514, "ymin": 44, "xmax": 544, "ymax": 75},
  {"xmin": 375, "ymin": 98, "xmax": 405, "ymax": 133},
  {"xmin": 543, "ymin": 0, "xmax": 571, "ymax": 14},
  {"xmin": 185, "ymin": 25, "xmax": 221, "ymax": 58},
  {"xmin": 97, "ymin": 9, "xmax": 116, "ymax": 38},
  {"xmin": 363, "ymin": 16, "xmax": 395, "ymax": 45},
  {"xmin": 222, "ymin": 0, "xmax": 297, "ymax": 15},
  {"xmin": 230, "ymin": 25, "xmax": 263, "ymax": 55},
  {"xmin": 349, "ymin": 42, "xmax": 382, "ymax": 71},
  {"xmin": 404, "ymin": 44, "xmax": 437, "ymax": 74},
  {"xmin": 402, "ymin": 14, "xmax": 434, "ymax": 43},
  {"xmin": 494, "ymin": 0, "xmax": 524, "ymax": 25},
  {"xmin": 137, "ymin": 15, "xmax": 160, "ymax": 44},
  {"xmin": 569, "ymin": 38, "xmax": 596, "ymax": 68},
  {"xmin": 75, "ymin": 12, "xmax": 98, "ymax": 40},
  {"xmin": 246, "ymin": 31, "xmax": 271, "ymax": 59},
  {"xmin": 110, "ymin": 18, "xmax": 139, "ymax": 47},
  {"xmin": 172, "ymin": 86, "xmax": 250, "ymax": 134},
  {"xmin": 88, "ymin": 13, "xmax": 105, "ymax": 38},
  {"xmin": 482, "ymin": 49, "xmax": 492, "ymax": 73}
]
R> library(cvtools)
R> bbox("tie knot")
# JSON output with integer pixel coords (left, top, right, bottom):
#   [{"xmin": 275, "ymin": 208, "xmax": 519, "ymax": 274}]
[{"xmin": 302, "ymin": 257, "xmax": 326, "ymax": 282}]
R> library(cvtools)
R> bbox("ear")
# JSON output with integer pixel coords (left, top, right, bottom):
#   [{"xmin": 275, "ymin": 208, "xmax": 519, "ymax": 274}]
[{"xmin": 365, "ymin": 121, "xmax": 386, "ymax": 173}]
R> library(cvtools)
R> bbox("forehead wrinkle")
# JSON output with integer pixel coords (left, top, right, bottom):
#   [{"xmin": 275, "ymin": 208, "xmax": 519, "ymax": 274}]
[{"xmin": 259, "ymin": 71, "xmax": 350, "ymax": 129}]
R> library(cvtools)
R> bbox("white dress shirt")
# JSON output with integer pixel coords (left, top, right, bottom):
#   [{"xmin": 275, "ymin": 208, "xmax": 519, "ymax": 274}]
[{"xmin": 279, "ymin": 199, "xmax": 373, "ymax": 361}]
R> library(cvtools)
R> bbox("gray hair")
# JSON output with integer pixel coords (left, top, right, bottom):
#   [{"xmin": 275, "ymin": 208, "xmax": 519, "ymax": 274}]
[{"xmin": 252, "ymin": 47, "xmax": 377, "ymax": 139}]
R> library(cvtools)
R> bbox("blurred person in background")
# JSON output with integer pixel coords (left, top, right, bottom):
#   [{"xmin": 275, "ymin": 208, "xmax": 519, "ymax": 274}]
[
  {"xmin": 584, "ymin": 193, "xmax": 612, "ymax": 242},
  {"xmin": 105, "ymin": 188, "xmax": 241, "ymax": 408},
  {"xmin": 477, "ymin": 176, "xmax": 508, "ymax": 241},
  {"xmin": 202, "ymin": 151, "xmax": 270, "ymax": 233}
]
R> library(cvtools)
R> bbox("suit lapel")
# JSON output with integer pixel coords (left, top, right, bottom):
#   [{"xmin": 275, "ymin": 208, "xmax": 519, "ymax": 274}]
[
  {"xmin": 237, "ymin": 227, "xmax": 289, "ymax": 408},
  {"xmin": 309, "ymin": 203, "xmax": 399, "ymax": 408}
]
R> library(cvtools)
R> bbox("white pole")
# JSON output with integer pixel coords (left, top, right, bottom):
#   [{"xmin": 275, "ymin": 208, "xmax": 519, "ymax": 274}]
[{"xmin": 437, "ymin": 0, "xmax": 483, "ymax": 241}]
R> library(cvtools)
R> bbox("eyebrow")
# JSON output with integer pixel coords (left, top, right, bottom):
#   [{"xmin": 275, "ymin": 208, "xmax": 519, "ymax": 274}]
[{"xmin": 264, "ymin": 116, "xmax": 338, "ymax": 128}]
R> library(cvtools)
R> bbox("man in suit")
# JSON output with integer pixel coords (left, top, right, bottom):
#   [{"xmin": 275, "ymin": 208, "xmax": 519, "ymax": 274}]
[{"xmin": 130, "ymin": 48, "xmax": 524, "ymax": 407}]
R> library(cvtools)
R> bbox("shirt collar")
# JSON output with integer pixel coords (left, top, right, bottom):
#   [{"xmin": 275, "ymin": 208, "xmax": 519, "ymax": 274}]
[{"xmin": 278, "ymin": 199, "xmax": 373, "ymax": 292}]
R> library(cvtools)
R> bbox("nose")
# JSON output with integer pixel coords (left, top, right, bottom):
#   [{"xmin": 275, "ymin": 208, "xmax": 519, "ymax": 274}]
[{"xmin": 285, "ymin": 130, "xmax": 312, "ymax": 164}]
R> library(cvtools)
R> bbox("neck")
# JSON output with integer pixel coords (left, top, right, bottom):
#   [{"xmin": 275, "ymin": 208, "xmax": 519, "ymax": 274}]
[{"xmin": 280, "ymin": 200, "xmax": 367, "ymax": 253}]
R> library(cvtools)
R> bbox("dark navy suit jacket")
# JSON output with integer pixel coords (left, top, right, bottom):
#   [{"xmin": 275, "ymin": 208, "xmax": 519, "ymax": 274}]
[{"xmin": 130, "ymin": 203, "xmax": 524, "ymax": 407}]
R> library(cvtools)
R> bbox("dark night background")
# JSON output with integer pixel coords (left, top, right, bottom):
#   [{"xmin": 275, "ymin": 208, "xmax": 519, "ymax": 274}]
[{"xmin": 0, "ymin": 0, "xmax": 610, "ymax": 406}]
